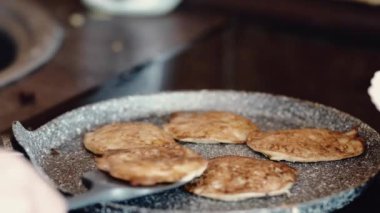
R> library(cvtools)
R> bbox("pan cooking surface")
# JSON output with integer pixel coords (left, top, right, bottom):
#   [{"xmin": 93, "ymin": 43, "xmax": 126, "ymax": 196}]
[{"xmin": 12, "ymin": 91, "xmax": 380, "ymax": 212}]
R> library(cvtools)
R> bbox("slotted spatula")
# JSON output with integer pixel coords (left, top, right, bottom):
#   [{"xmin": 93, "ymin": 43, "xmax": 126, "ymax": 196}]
[{"xmin": 67, "ymin": 170, "xmax": 190, "ymax": 210}]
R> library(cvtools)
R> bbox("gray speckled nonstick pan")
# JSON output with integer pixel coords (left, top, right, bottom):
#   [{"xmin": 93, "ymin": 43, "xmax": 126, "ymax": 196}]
[{"xmin": 12, "ymin": 90, "xmax": 380, "ymax": 213}]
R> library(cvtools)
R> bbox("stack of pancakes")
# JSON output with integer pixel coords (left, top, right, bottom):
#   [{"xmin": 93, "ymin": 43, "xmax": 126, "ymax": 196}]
[
  {"xmin": 83, "ymin": 111, "xmax": 365, "ymax": 201},
  {"xmin": 84, "ymin": 123, "xmax": 208, "ymax": 186}
]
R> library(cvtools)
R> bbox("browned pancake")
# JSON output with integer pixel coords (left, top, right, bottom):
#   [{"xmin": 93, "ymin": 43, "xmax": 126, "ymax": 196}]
[
  {"xmin": 247, "ymin": 128, "xmax": 365, "ymax": 162},
  {"xmin": 84, "ymin": 122, "xmax": 176, "ymax": 155},
  {"xmin": 186, "ymin": 156, "xmax": 297, "ymax": 201},
  {"xmin": 163, "ymin": 111, "xmax": 258, "ymax": 144},
  {"xmin": 96, "ymin": 145, "xmax": 208, "ymax": 185}
]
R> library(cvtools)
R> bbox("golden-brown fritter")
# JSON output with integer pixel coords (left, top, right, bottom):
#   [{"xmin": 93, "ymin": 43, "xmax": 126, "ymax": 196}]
[
  {"xmin": 247, "ymin": 128, "xmax": 365, "ymax": 162},
  {"xmin": 186, "ymin": 156, "xmax": 297, "ymax": 201},
  {"xmin": 163, "ymin": 111, "xmax": 258, "ymax": 144},
  {"xmin": 84, "ymin": 122, "xmax": 176, "ymax": 155},
  {"xmin": 96, "ymin": 145, "xmax": 208, "ymax": 186}
]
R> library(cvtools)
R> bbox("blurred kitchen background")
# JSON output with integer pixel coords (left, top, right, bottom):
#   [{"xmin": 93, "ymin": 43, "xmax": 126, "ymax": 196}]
[
  {"xmin": 2, "ymin": 0, "xmax": 380, "ymax": 212},
  {"xmin": 1, "ymin": 0, "xmax": 380, "ymax": 139}
]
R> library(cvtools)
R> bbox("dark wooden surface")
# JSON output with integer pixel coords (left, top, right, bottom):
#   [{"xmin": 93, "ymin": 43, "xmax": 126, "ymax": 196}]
[
  {"xmin": 1, "ymin": 0, "xmax": 380, "ymax": 212},
  {"xmin": 185, "ymin": 0, "xmax": 380, "ymax": 38}
]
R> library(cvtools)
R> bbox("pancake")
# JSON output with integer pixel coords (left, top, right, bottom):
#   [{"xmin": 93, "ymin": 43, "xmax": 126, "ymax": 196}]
[
  {"xmin": 247, "ymin": 128, "xmax": 365, "ymax": 162},
  {"xmin": 163, "ymin": 111, "xmax": 258, "ymax": 144},
  {"xmin": 84, "ymin": 122, "xmax": 176, "ymax": 155},
  {"xmin": 186, "ymin": 156, "xmax": 297, "ymax": 201},
  {"xmin": 96, "ymin": 145, "xmax": 208, "ymax": 185}
]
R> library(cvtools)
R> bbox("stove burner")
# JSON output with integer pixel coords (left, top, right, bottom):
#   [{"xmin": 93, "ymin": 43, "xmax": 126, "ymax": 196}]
[
  {"xmin": 0, "ymin": 0, "xmax": 63, "ymax": 88},
  {"xmin": 0, "ymin": 29, "xmax": 16, "ymax": 71}
]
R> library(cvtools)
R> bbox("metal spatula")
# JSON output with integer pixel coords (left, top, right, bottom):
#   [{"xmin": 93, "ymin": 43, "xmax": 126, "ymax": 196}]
[{"xmin": 67, "ymin": 170, "xmax": 190, "ymax": 210}]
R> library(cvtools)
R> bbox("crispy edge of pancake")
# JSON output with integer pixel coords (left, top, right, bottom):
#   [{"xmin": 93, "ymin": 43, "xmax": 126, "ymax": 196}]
[
  {"xmin": 163, "ymin": 111, "xmax": 258, "ymax": 144},
  {"xmin": 96, "ymin": 146, "xmax": 208, "ymax": 185},
  {"xmin": 185, "ymin": 156, "xmax": 297, "ymax": 201},
  {"xmin": 83, "ymin": 122, "xmax": 176, "ymax": 155},
  {"xmin": 176, "ymin": 138, "xmax": 246, "ymax": 144},
  {"xmin": 247, "ymin": 128, "xmax": 365, "ymax": 162},
  {"xmin": 192, "ymin": 182, "xmax": 295, "ymax": 201}
]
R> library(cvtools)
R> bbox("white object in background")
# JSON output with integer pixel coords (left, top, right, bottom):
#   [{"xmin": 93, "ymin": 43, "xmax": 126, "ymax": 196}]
[
  {"xmin": 81, "ymin": 0, "xmax": 182, "ymax": 16},
  {"xmin": 368, "ymin": 71, "xmax": 380, "ymax": 112}
]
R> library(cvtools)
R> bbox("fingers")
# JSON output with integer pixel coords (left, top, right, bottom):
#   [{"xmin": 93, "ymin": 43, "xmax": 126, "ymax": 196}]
[{"xmin": 0, "ymin": 150, "xmax": 67, "ymax": 213}]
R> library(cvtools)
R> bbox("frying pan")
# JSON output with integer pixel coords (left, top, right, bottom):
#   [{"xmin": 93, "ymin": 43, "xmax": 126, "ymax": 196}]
[{"xmin": 12, "ymin": 90, "xmax": 380, "ymax": 212}]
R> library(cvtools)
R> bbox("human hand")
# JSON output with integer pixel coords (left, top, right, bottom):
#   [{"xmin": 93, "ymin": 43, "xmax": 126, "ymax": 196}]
[
  {"xmin": 369, "ymin": 71, "xmax": 380, "ymax": 112},
  {"xmin": 0, "ymin": 149, "xmax": 67, "ymax": 213}
]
